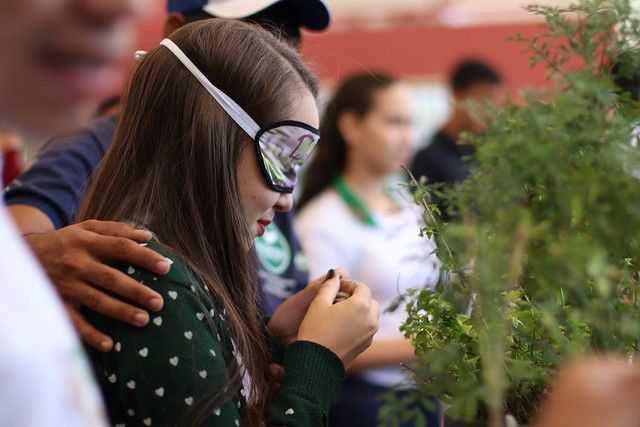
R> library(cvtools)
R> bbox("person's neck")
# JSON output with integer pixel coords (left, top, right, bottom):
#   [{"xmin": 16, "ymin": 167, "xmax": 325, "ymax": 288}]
[
  {"xmin": 442, "ymin": 111, "xmax": 476, "ymax": 143},
  {"xmin": 340, "ymin": 164, "xmax": 399, "ymax": 216},
  {"xmin": 341, "ymin": 165, "xmax": 386, "ymax": 201}
]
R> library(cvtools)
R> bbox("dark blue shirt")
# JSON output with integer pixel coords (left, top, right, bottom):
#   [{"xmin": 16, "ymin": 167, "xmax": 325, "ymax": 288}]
[
  {"xmin": 409, "ymin": 129, "xmax": 475, "ymax": 221},
  {"xmin": 410, "ymin": 129, "xmax": 474, "ymax": 185}
]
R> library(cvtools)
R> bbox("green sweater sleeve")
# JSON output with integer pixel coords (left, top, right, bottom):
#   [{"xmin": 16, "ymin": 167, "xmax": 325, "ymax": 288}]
[{"xmin": 266, "ymin": 341, "xmax": 345, "ymax": 426}]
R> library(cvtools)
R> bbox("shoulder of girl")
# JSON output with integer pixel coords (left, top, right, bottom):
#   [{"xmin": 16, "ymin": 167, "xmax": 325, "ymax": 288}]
[{"xmin": 105, "ymin": 240, "xmax": 191, "ymax": 285}]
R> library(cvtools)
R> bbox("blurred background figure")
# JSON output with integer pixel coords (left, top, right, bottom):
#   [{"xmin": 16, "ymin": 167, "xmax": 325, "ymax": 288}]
[
  {"xmin": 534, "ymin": 357, "xmax": 640, "ymax": 427},
  {"xmin": 411, "ymin": 59, "xmax": 502, "ymax": 185},
  {"xmin": 409, "ymin": 59, "xmax": 502, "ymax": 218},
  {"xmin": 296, "ymin": 72, "xmax": 442, "ymax": 427},
  {"xmin": 0, "ymin": 0, "xmax": 146, "ymax": 138},
  {"xmin": 611, "ymin": 52, "xmax": 640, "ymax": 148},
  {"xmin": 0, "ymin": 126, "xmax": 25, "ymax": 186}
]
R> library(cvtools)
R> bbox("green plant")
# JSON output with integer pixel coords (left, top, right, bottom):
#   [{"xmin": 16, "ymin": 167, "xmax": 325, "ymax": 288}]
[{"xmin": 381, "ymin": 1, "xmax": 640, "ymax": 426}]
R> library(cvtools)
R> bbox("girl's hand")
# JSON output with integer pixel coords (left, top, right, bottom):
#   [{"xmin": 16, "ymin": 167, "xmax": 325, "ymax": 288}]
[
  {"xmin": 297, "ymin": 274, "xmax": 380, "ymax": 369},
  {"xmin": 267, "ymin": 268, "xmax": 350, "ymax": 345}
]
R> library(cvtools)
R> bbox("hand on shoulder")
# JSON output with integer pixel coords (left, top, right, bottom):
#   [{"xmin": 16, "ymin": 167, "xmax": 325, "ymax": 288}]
[{"xmin": 24, "ymin": 220, "xmax": 171, "ymax": 351}]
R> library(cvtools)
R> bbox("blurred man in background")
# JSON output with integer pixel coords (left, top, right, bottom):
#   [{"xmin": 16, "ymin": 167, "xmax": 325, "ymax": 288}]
[{"xmin": 410, "ymin": 59, "xmax": 502, "ymax": 219}]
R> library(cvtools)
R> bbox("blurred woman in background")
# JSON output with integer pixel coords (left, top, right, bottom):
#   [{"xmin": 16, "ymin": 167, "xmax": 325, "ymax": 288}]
[{"xmin": 296, "ymin": 72, "xmax": 442, "ymax": 427}]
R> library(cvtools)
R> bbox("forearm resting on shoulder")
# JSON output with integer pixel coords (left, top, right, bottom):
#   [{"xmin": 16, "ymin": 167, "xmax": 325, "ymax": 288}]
[{"xmin": 7, "ymin": 204, "xmax": 55, "ymax": 234}]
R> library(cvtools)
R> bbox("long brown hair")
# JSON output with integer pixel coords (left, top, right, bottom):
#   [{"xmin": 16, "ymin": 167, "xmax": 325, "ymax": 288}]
[
  {"xmin": 76, "ymin": 19, "xmax": 318, "ymax": 426},
  {"xmin": 297, "ymin": 72, "xmax": 395, "ymax": 209}
]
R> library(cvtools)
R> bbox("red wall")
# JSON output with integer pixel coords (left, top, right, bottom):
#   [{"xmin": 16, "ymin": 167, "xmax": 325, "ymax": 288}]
[
  {"xmin": 299, "ymin": 22, "xmax": 553, "ymax": 92},
  {"xmin": 132, "ymin": 8, "xmax": 553, "ymax": 95}
]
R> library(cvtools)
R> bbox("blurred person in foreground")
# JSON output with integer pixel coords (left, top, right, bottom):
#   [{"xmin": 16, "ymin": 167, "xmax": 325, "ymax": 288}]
[
  {"xmin": 0, "ymin": 0, "xmax": 146, "ymax": 138},
  {"xmin": 410, "ymin": 59, "xmax": 502, "ymax": 220},
  {"xmin": 296, "ymin": 72, "xmax": 442, "ymax": 427},
  {"xmin": 534, "ymin": 357, "xmax": 640, "ymax": 427},
  {"xmin": 0, "ymin": 0, "xmax": 146, "ymax": 425},
  {"xmin": 5, "ymin": 0, "xmax": 331, "ymax": 353}
]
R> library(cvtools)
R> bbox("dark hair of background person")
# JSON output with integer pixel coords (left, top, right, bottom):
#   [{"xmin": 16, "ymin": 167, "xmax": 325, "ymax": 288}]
[
  {"xmin": 93, "ymin": 95, "xmax": 122, "ymax": 118},
  {"xmin": 182, "ymin": 1, "xmax": 301, "ymax": 49},
  {"xmin": 297, "ymin": 72, "xmax": 396, "ymax": 210},
  {"xmin": 451, "ymin": 59, "xmax": 502, "ymax": 93},
  {"xmin": 611, "ymin": 52, "xmax": 640, "ymax": 102},
  {"xmin": 76, "ymin": 19, "xmax": 318, "ymax": 426}
]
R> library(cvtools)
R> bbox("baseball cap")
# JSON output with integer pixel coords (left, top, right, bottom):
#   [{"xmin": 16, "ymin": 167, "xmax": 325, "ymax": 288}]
[{"xmin": 167, "ymin": 0, "xmax": 331, "ymax": 31}]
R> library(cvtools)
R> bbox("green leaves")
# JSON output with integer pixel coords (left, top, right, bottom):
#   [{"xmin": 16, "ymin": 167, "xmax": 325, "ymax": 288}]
[{"xmin": 384, "ymin": 1, "xmax": 640, "ymax": 425}]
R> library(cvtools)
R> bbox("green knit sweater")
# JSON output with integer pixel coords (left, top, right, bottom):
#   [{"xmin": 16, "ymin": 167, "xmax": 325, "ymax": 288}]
[{"xmin": 83, "ymin": 240, "xmax": 344, "ymax": 426}]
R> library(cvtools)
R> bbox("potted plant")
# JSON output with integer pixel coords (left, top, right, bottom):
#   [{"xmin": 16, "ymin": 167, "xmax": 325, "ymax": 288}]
[{"xmin": 379, "ymin": 1, "xmax": 640, "ymax": 426}]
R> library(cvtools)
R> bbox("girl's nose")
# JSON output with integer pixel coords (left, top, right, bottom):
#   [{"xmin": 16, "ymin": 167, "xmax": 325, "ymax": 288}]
[{"xmin": 274, "ymin": 192, "xmax": 293, "ymax": 212}]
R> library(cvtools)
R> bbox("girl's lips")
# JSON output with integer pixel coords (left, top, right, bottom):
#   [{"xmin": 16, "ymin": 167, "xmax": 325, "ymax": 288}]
[{"xmin": 257, "ymin": 220, "xmax": 271, "ymax": 237}]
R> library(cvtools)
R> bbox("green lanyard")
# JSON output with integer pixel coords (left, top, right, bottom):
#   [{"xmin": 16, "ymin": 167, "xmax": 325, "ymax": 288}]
[{"xmin": 333, "ymin": 176, "xmax": 378, "ymax": 227}]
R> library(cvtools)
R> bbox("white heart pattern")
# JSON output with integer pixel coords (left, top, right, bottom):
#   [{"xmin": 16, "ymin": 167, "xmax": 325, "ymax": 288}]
[
  {"xmin": 155, "ymin": 387, "xmax": 164, "ymax": 397},
  {"xmin": 184, "ymin": 331, "xmax": 193, "ymax": 340},
  {"xmin": 126, "ymin": 380, "xmax": 136, "ymax": 389},
  {"xmin": 127, "ymin": 409, "xmax": 135, "ymax": 416},
  {"xmin": 196, "ymin": 312, "xmax": 204, "ymax": 321},
  {"xmin": 214, "ymin": 408, "xmax": 221, "ymax": 416},
  {"xmin": 143, "ymin": 418, "xmax": 152, "ymax": 426},
  {"xmin": 127, "ymin": 266, "xmax": 135, "ymax": 275},
  {"xmin": 199, "ymin": 370, "xmax": 207, "ymax": 379},
  {"xmin": 115, "ymin": 342, "xmax": 121, "ymax": 352},
  {"xmin": 153, "ymin": 316, "xmax": 163, "ymax": 326},
  {"xmin": 168, "ymin": 291, "xmax": 178, "ymax": 300},
  {"xmin": 285, "ymin": 408, "xmax": 295, "ymax": 415},
  {"xmin": 139, "ymin": 347, "xmax": 149, "ymax": 357},
  {"xmin": 108, "ymin": 374, "xmax": 117, "ymax": 383},
  {"xmin": 185, "ymin": 397, "xmax": 193, "ymax": 406},
  {"xmin": 169, "ymin": 356, "xmax": 179, "ymax": 366}
]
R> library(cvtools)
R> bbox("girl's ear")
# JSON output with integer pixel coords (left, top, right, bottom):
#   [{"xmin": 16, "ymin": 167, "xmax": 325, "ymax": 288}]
[{"xmin": 337, "ymin": 110, "xmax": 361, "ymax": 147}]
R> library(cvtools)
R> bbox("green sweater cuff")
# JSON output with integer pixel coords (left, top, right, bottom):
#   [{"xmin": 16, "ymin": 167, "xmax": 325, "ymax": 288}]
[{"xmin": 282, "ymin": 340, "xmax": 345, "ymax": 405}]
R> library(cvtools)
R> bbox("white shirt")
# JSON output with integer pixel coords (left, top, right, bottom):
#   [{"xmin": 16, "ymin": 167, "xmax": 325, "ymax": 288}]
[{"xmin": 0, "ymin": 198, "xmax": 107, "ymax": 426}]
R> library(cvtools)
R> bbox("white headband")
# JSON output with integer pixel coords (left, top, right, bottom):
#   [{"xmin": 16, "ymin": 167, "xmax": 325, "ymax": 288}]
[{"xmin": 159, "ymin": 38, "xmax": 261, "ymax": 139}]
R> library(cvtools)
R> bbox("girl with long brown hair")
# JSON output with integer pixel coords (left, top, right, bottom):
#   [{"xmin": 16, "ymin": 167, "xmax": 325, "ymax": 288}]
[{"xmin": 76, "ymin": 19, "xmax": 379, "ymax": 427}]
